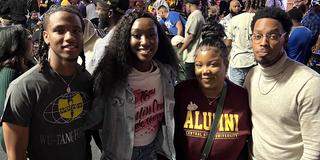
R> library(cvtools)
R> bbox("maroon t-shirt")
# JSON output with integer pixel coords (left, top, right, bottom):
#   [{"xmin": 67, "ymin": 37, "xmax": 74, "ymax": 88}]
[{"xmin": 174, "ymin": 79, "xmax": 251, "ymax": 160}]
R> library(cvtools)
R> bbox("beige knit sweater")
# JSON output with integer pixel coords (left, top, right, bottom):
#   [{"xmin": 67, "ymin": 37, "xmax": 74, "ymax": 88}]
[{"xmin": 244, "ymin": 53, "xmax": 320, "ymax": 160}]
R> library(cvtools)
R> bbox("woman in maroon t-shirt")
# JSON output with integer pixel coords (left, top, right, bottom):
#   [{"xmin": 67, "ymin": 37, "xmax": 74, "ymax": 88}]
[{"xmin": 174, "ymin": 19, "xmax": 251, "ymax": 160}]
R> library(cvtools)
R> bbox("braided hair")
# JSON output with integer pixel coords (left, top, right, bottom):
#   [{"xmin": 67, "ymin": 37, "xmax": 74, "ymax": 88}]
[
  {"xmin": 36, "ymin": 5, "xmax": 86, "ymax": 72},
  {"xmin": 196, "ymin": 19, "xmax": 228, "ymax": 67}
]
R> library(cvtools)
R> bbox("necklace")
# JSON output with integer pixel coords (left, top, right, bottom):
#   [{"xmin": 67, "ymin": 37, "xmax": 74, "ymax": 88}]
[
  {"xmin": 207, "ymin": 96, "xmax": 219, "ymax": 105},
  {"xmin": 52, "ymin": 69, "xmax": 77, "ymax": 93},
  {"xmin": 258, "ymin": 72, "xmax": 279, "ymax": 95}
]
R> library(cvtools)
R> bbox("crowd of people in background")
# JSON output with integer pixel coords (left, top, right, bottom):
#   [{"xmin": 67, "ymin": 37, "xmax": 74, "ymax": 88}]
[{"xmin": 0, "ymin": 0, "xmax": 320, "ymax": 160}]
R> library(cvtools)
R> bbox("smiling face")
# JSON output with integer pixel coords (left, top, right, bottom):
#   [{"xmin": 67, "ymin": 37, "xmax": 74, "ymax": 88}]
[
  {"xmin": 130, "ymin": 17, "xmax": 159, "ymax": 71},
  {"xmin": 195, "ymin": 48, "xmax": 226, "ymax": 94},
  {"xmin": 252, "ymin": 18, "xmax": 286, "ymax": 67},
  {"xmin": 43, "ymin": 11, "xmax": 83, "ymax": 63}
]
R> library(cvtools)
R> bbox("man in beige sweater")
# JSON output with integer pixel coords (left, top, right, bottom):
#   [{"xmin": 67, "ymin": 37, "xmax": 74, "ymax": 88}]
[{"xmin": 244, "ymin": 7, "xmax": 320, "ymax": 159}]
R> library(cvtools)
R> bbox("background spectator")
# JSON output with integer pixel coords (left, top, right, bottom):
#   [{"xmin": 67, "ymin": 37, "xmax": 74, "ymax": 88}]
[{"xmin": 286, "ymin": 7, "xmax": 312, "ymax": 64}]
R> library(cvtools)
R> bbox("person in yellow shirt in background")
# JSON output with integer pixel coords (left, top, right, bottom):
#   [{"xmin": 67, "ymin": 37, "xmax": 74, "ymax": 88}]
[{"xmin": 60, "ymin": 0, "xmax": 71, "ymax": 6}]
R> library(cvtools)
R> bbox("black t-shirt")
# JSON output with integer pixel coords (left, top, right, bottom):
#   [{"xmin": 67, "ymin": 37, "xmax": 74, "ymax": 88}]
[{"xmin": 1, "ymin": 64, "xmax": 93, "ymax": 160}]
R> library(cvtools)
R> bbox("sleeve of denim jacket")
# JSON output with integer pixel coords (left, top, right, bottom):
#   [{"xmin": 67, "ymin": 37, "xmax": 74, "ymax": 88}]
[
  {"xmin": 82, "ymin": 95, "xmax": 104, "ymax": 130},
  {"xmin": 171, "ymin": 67, "xmax": 178, "ymax": 86},
  {"xmin": 165, "ymin": 63, "xmax": 178, "ymax": 86}
]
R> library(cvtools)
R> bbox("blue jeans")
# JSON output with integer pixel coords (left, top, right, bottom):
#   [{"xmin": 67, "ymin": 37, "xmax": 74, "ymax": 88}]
[
  {"xmin": 132, "ymin": 139, "xmax": 158, "ymax": 160},
  {"xmin": 228, "ymin": 66, "xmax": 254, "ymax": 87}
]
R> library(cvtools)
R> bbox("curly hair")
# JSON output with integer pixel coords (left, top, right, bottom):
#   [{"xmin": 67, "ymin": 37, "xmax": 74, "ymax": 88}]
[
  {"xmin": 93, "ymin": 10, "xmax": 178, "ymax": 97},
  {"xmin": 36, "ymin": 5, "xmax": 86, "ymax": 72},
  {"xmin": 0, "ymin": 25, "xmax": 31, "ymax": 70},
  {"xmin": 251, "ymin": 7, "xmax": 293, "ymax": 34},
  {"xmin": 196, "ymin": 19, "xmax": 229, "ymax": 67}
]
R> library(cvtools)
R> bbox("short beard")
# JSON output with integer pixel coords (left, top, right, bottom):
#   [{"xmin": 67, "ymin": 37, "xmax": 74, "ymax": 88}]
[
  {"xmin": 255, "ymin": 58, "xmax": 270, "ymax": 66},
  {"xmin": 255, "ymin": 52, "xmax": 284, "ymax": 67},
  {"xmin": 230, "ymin": 10, "xmax": 240, "ymax": 17}
]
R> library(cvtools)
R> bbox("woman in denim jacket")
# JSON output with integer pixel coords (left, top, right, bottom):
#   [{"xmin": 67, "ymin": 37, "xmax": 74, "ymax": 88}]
[{"xmin": 84, "ymin": 10, "xmax": 178, "ymax": 160}]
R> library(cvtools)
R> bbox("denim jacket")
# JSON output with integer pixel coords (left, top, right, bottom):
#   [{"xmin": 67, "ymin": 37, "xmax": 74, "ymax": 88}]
[{"xmin": 84, "ymin": 61, "xmax": 177, "ymax": 160}]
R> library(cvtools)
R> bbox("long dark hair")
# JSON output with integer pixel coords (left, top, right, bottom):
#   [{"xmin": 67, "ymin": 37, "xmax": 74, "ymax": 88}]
[
  {"xmin": 35, "ymin": 5, "xmax": 86, "ymax": 72},
  {"xmin": 93, "ymin": 10, "xmax": 178, "ymax": 97},
  {"xmin": 0, "ymin": 25, "xmax": 31, "ymax": 70}
]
